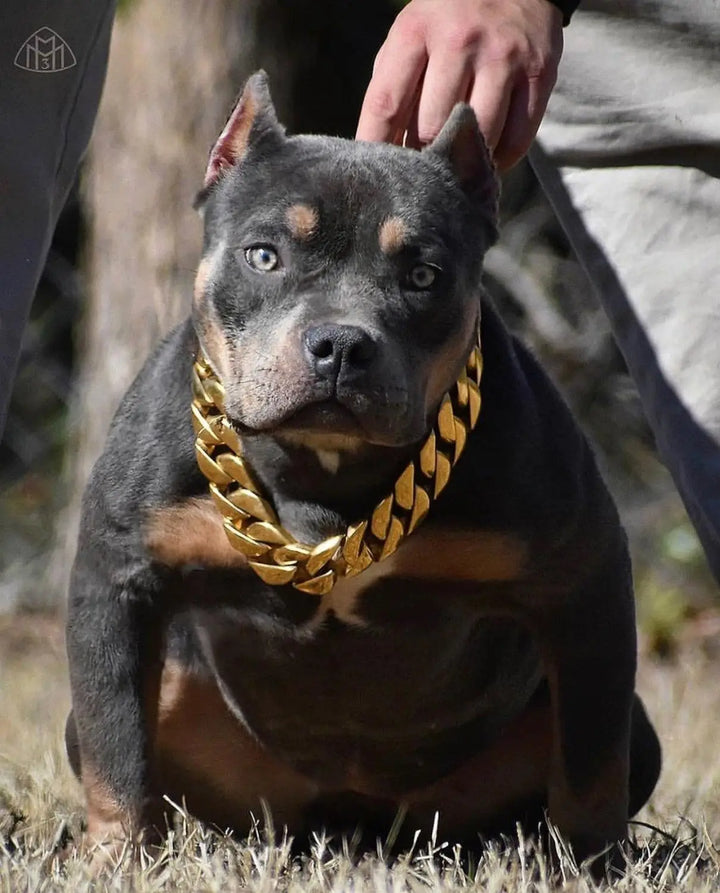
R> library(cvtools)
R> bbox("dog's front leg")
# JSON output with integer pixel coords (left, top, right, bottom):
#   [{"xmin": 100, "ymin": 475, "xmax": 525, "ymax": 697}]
[
  {"xmin": 539, "ymin": 562, "xmax": 637, "ymax": 863},
  {"xmin": 66, "ymin": 548, "xmax": 163, "ymax": 856}
]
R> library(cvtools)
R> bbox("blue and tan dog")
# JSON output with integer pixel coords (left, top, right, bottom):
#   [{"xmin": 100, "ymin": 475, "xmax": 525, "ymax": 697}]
[{"xmin": 66, "ymin": 72, "xmax": 660, "ymax": 864}]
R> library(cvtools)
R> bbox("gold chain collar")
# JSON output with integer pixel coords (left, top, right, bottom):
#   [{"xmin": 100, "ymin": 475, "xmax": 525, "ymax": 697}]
[{"xmin": 191, "ymin": 336, "xmax": 482, "ymax": 595}]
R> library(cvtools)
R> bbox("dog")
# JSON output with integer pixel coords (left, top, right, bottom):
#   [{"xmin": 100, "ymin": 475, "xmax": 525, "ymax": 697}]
[{"xmin": 65, "ymin": 71, "xmax": 660, "ymax": 864}]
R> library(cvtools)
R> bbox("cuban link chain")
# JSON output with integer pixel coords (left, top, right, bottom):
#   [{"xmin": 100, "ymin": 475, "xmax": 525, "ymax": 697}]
[{"xmin": 192, "ymin": 334, "xmax": 482, "ymax": 595}]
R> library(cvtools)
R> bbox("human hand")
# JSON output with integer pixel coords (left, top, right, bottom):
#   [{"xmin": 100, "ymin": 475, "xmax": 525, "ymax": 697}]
[{"xmin": 356, "ymin": 0, "xmax": 563, "ymax": 171}]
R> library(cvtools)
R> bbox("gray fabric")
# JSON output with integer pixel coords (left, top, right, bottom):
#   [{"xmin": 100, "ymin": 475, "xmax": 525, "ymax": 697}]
[
  {"xmin": 0, "ymin": 1, "xmax": 115, "ymax": 434},
  {"xmin": 533, "ymin": 0, "xmax": 720, "ymax": 578}
]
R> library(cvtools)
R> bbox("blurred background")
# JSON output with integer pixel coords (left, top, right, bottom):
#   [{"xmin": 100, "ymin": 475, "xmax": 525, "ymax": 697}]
[{"xmin": 1, "ymin": 0, "xmax": 717, "ymax": 655}]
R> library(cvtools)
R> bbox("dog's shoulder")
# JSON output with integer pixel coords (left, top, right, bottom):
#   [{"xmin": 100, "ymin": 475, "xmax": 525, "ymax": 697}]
[
  {"xmin": 79, "ymin": 318, "xmax": 204, "ymax": 540},
  {"xmin": 430, "ymin": 297, "xmax": 627, "ymax": 590}
]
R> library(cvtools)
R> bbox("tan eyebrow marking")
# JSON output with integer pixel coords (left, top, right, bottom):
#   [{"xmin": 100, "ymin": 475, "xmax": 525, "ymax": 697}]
[
  {"xmin": 379, "ymin": 216, "xmax": 408, "ymax": 255},
  {"xmin": 286, "ymin": 203, "xmax": 319, "ymax": 241}
]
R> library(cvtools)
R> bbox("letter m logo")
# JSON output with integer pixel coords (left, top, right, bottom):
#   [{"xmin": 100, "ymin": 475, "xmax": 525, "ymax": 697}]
[{"xmin": 15, "ymin": 27, "xmax": 77, "ymax": 73}]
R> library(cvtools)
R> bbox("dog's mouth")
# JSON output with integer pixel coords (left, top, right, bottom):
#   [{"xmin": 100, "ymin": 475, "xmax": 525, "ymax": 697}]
[
  {"xmin": 227, "ymin": 391, "xmax": 419, "ymax": 449},
  {"xmin": 225, "ymin": 395, "xmax": 365, "ymax": 440},
  {"xmin": 280, "ymin": 399, "xmax": 363, "ymax": 436}
]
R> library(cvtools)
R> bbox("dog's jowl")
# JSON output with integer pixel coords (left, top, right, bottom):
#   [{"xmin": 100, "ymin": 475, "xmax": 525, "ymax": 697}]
[{"xmin": 66, "ymin": 71, "xmax": 660, "ymax": 861}]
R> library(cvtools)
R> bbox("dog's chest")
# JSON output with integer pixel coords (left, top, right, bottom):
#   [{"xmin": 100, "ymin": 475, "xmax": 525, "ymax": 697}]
[{"xmin": 171, "ymin": 564, "xmax": 542, "ymax": 789}]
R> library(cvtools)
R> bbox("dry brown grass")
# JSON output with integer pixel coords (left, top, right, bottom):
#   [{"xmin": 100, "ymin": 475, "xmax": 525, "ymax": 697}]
[{"xmin": 1, "ymin": 614, "xmax": 720, "ymax": 892}]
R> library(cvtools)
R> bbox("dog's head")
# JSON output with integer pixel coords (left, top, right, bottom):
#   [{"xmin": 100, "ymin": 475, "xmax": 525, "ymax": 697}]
[{"xmin": 194, "ymin": 72, "xmax": 497, "ymax": 453}]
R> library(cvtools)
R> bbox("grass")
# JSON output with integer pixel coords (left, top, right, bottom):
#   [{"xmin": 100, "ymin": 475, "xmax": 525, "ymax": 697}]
[{"xmin": 1, "ymin": 614, "xmax": 720, "ymax": 891}]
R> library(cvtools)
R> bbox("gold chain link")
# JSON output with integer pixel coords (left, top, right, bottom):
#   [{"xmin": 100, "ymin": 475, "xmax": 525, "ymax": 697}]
[{"xmin": 192, "ymin": 336, "xmax": 482, "ymax": 595}]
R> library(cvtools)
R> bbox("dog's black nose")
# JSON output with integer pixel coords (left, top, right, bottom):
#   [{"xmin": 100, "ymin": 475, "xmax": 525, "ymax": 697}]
[{"xmin": 303, "ymin": 324, "xmax": 376, "ymax": 380}]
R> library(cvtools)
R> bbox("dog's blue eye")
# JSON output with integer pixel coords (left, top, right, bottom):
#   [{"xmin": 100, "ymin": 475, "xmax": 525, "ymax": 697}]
[
  {"xmin": 245, "ymin": 245, "xmax": 279, "ymax": 272},
  {"xmin": 408, "ymin": 263, "xmax": 438, "ymax": 290}
]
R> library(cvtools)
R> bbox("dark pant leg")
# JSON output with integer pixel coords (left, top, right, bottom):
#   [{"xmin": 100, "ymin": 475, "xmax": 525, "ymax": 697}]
[{"xmin": 0, "ymin": 1, "xmax": 116, "ymax": 434}]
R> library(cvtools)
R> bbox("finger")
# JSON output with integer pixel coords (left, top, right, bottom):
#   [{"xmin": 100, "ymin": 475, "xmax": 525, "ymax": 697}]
[
  {"xmin": 493, "ymin": 75, "xmax": 550, "ymax": 171},
  {"xmin": 356, "ymin": 30, "xmax": 428, "ymax": 144},
  {"xmin": 415, "ymin": 52, "xmax": 474, "ymax": 145},
  {"xmin": 396, "ymin": 76, "xmax": 425, "ymax": 149},
  {"xmin": 467, "ymin": 64, "xmax": 515, "ymax": 154},
  {"xmin": 404, "ymin": 104, "xmax": 421, "ymax": 150}
]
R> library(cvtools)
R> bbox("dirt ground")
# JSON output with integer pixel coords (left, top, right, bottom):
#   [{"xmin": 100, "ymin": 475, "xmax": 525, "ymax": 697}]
[{"xmin": 1, "ymin": 613, "xmax": 719, "ymax": 892}]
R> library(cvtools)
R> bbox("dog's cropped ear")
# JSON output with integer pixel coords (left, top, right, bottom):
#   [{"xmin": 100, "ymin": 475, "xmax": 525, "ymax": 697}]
[
  {"xmin": 195, "ymin": 71, "xmax": 285, "ymax": 207},
  {"xmin": 425, "ymin": 104, "xmax": 499, "ymax": 228}
]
